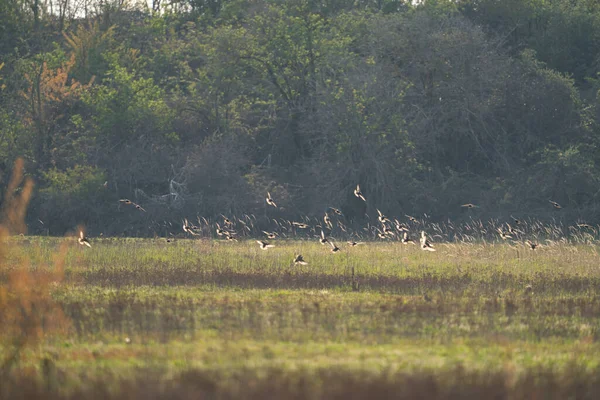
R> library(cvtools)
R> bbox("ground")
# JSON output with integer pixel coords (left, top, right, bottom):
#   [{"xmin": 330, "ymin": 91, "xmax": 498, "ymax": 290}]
[{"xmin": 2, "ymin": 236, "xmax": 600, "ymax": 399}]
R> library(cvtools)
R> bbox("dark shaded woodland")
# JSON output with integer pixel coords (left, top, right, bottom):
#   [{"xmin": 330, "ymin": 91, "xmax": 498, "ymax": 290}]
[{"xmin": 2, "ymin": 0, "xmax": 600, "ymax": 235}]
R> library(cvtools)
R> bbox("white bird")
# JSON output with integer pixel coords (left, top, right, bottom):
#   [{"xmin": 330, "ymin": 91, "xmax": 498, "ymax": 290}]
[{"xmin": 420, "ymin": 231, "xmax": 435, "ymax": 252}]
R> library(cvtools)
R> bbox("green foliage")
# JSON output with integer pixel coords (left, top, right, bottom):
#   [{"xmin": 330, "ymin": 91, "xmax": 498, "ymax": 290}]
[
  {"xmin": 37, "ymin": 166, "xmax": 108, "ymax": 231},
  {"xmin": 83, "ymin": 61, "xmax": 174, "ymax": 143},
  {"xmin": 63, "ymin": 21, "xmax": 116, "ymax": 83},
  {"xmin": 1, "ymin": 0, "xmax": 600, "ymax": 231},
  {"xmin": 41, "ymin": 165, "xmax": 106, "ymax": 200}
]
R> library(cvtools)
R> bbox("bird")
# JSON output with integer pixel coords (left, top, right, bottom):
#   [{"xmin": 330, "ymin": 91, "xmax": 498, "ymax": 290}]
[
  {"xmin": 329, "ymin": 207, "xmax": 343, "ymax": 216},
  {"xmin": 506, "ymin": 223, "xmax": 522, "ymax": 235},
  {"xmin": 401, "ymin": 231, "xmax": 414, "ymax": 244},
  {"xmin": 293, "ymin": 254, "xmax": 308, "ymax": 265},
  {"xmin": 329, "ymin": 241, "xmax": 340, "ymax": 253},
  {"xmin": 323, "ymin": 213, "xmax": 332, "ymax": 229},
  {"xmin": 526, "ymin": 240, "xmax": 538, "ymax": 250},
  {"xmin": 395, "ymin": 220, "xmax": 409, "ymax": 232},
  {"xmin": 461, "ymin": 203, "xmax": 477, "ymax": 209},
  {"xmin": 496, "ymin": 228, "xmax": 512, "ymax": 240},
  {"xmin": 263, "ymin": 231, "xmax": 278, "ymax": 239},
  {"xmin": 549, "ymin": 200, "xmax": 562, "ymax": 209},
  {"xmin": 266, "ymin": 192, "xmax": 277, "ymax": 208},
  {"xmin": 406, "ymin": 215, "xmax": 418, "ymax": 223},
  {"xmin": 511, "ymin": 216, "xmax": 521, "ymax": 225},
  {"xmin": 119, "ymin": 198, "xmax": 145, "ymax": 212},
  {"xmin": 354, "ymin": 184, "xmax": 366, "ymax": 202},
  {"xmin": 347, "ymin": 241, "xmax": 364, "ymax": 246},
  {"xmin": 377, "ymin": 209, "xmax": 390, "ymax": 224},
  {"xmin": 420, "ymin": 231, "xmax": 436, "ymax": 251},
  {"xmin": 225, "ymin": 232, "xmax": 237, "ymax": 241},
  {"xmin": 292, "ymin": 222, "xmax": 309, "ymax": 229},
  {"xmin": 183, "ymin": 219, "xmax": 200, "ymax": 235},
  {"xmin": 215, "ymin": 223, "xmax": 226, "ymax": 236},
  {"xmin": 577, "ymin": 223, "xmax": 593, "ymax": 229},
  {"xmin": 78, "ymin": 230, "xmax": 91, "ymax": 248},
  {"xmin": 319, "ymin": 230, "xmax": 329, "ymax": 245},
  {"xmin": 382, "ymin": 225, "xmax": 395, "ymax": 236},
  {"xmin": 256, "ymin": 240, "xmax": 274, "ymax": 250}
]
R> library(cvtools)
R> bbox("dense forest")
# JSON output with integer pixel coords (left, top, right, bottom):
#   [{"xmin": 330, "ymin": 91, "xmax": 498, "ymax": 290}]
[{"xmin": 2, "ymin": 0, "xmax": 600, "ymax": 236}]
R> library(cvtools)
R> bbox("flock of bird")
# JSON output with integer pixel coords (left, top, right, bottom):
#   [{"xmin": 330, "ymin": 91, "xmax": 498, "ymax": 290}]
[{"xmin": 75, "ymin": 184, "xmax": 594, "ymax": 267}]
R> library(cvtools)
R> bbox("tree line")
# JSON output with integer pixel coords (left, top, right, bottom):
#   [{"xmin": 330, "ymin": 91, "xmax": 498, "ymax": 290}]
[{"xmin": 1, "ymin": 0, "xmax": 600, "ymax": 236}]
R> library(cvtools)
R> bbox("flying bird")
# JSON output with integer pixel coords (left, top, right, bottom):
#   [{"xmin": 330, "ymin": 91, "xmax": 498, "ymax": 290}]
[
  {"xmin": 420, "ymin": 231, "xmax": 436, "ymax": 252},
  {"xmin": 329, "ymin": 207, "xmax": 343, "ymax": 216},
  {"xmin": 461, "ymin": 203, "xmax": 477, "ymax": 209},
  {"xmin": 293, "ymin": 254, "xmax": 308, "ymax": 265},
  {"xmin": 266, "ymin": 192, "xmax": 277, "ymax": 208},
  {"xmin": 496, "ymin": 228, "xmax": 512, "ymax": 240},
  {"xmin": 405, "ymin": 215, "xmax": 418, "ymax": 223},
  {"xmin": 78, "ymin": 230, "xmax": 91, "ymax": 248},
  {"xmin": 256, "ymin": 240, "xmax": 274, "ymax": 250},
  {"xmin": 215, "ymin": 223, "xmax": 226, "ymax": 236},
  {"xmin": 377, "ymin": 209, "xmax": 390, "ymax": 224},
  {"xmin": 263, "ymin": 231, "xmax": 278, "ymax": 239},
  {"xmin": 319, "ymin": 230, "xmax": 329, "ymax": 245},
  {"xmin": 347, "ymin": 241, "xmax": 364, "ymax": 246},
  {"xmin": 354, "ymin": 184, "xmax": 366, "ymax": 202},
  {"xmin": 401, "ymin": 231, "xmax": 414, "ymax": 244},
  {"xmin": 323, "ymin": 213, "xmax": 332, "ymax": 229},
  {"xmin": 549, "ymin": 200, "xmax": 562, "ymax": 209},
  {"xmin": 183, "ymin": 219, "xmax": 200, "ymax": 235},
  {"xmin": 526, "ymin": 240, "xmax": 538, "ymax": 250},
  {"xmin": 329, "ymin": 241, "xmax": 340, "ymax": 253}
]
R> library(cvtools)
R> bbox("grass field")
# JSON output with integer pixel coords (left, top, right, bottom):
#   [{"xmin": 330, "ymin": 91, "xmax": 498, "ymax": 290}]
[{"xmin": 2, "ymin": 236, "xmax": 600, "ymax": 399}]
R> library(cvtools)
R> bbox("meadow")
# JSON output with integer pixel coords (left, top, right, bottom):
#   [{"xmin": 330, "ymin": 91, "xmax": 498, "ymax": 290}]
[{"xmin": 2, "ymin": 234, "xmax": 600, "ymax": 399}]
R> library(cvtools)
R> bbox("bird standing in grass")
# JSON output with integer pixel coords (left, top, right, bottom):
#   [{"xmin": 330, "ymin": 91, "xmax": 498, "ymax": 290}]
[{"xmin": 78, "ymin": 230, "xmax": 91, "ymax": 248}]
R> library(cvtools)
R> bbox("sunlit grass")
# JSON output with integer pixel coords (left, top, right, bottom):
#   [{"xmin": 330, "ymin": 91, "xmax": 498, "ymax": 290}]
[{"xmin": 3, "ymin": 236, "xmax": 600, "ymax": 398}]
